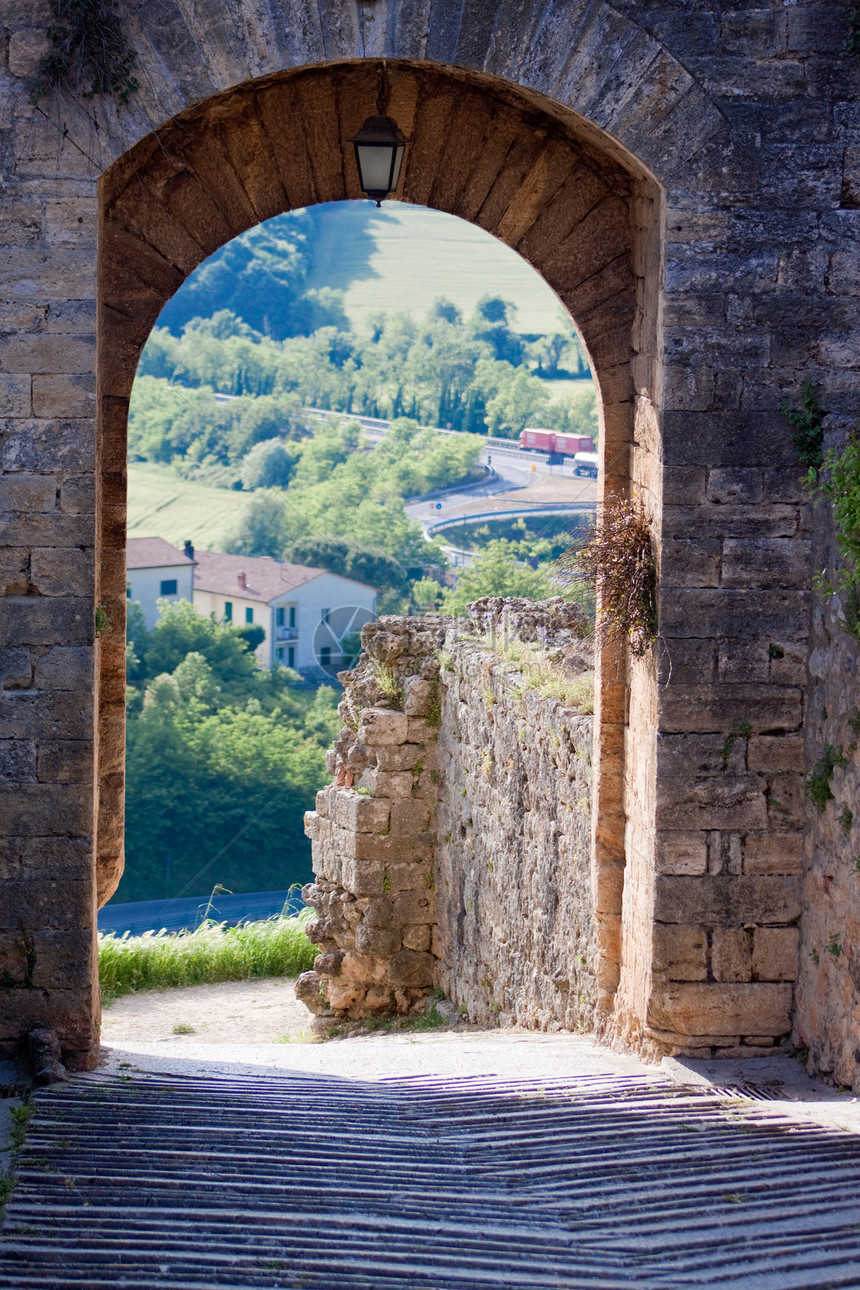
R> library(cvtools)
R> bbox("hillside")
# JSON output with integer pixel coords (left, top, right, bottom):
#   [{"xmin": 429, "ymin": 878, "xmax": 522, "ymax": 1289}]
[
  {"xmin": 127, "ymin": 462, "xmax": 249, "ymax": 551},
  {"xmin": 305, "ymin": 202, "xmax": 571, "ymax": 337}
]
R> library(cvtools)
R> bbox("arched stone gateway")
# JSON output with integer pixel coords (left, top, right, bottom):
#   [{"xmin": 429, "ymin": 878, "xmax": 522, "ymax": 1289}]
[{"xmin": 0, "ymin": 1, "xmax": 855, "ymax": 1074}]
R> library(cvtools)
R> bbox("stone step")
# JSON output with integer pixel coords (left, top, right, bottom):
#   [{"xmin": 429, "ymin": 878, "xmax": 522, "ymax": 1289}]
[{"xmin": 2, "ymin": 1071, "xmax": 860, "ymax": 1287}]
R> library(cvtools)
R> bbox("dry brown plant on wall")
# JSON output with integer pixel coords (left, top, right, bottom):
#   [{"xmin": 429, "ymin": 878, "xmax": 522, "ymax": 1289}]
[
  {"xmin": 557, "ymin": 497, "xmax": 657, "ymax": 657},
  {"xmin": 28, "ymin": 0, "xmax": 138, "ymax": 103}
]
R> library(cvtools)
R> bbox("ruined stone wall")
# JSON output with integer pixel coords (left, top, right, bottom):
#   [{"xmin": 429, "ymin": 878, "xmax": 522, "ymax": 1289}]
[
  {"xmin": 794, "ymin": 417, "xmax": 860, "ymax": 1090},
  {"xmin": 433, "ymin": 607, "xmax": 596, "ymax": 1031},
  {"xmin": 300, "ymin": 605, "xmax": 597, "ymax": 1032}
]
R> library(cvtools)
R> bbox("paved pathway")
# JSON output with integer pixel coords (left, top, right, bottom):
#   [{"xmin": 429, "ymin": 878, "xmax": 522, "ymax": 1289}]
[{"xmin": 3, "ymin": 1034, "xmax": 860, "ymax": 1288}]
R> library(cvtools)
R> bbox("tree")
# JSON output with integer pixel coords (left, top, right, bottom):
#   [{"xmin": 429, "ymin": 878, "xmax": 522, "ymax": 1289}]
[
  {"xmin": 241, "ymin": 438, "xmax": 297, "ymax": 490},
  {"xmin": 224, "ymin": 490, "xmax": 294, "ymax": 560},
  {"xmin": 141, "ymin": 600, "xmax": 260, "ymax": 689},
  {"xmin": 439, "ymin": 540, "xmax": 557, "ymax": 616},
  {"xmin": 485, "ymin": 368, "xmax": 551, "ymax": 439}
]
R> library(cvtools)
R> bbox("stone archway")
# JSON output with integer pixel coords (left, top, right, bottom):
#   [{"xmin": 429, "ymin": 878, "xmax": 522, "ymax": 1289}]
[
  {"xmin": 97, "ymin": 58, "xmax": 662, "ymax": 1039},
  {"xmin": 1, "ymin": 0, "xmax": 827, "ymax": 1069}
]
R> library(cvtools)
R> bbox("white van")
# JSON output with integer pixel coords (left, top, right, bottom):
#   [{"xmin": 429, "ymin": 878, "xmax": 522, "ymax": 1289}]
[{"xmin": 572, "ymin": 451, "xmax": 598, "ymax": 478}]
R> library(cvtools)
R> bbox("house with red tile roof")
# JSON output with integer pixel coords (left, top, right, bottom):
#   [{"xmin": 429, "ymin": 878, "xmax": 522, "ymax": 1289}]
[{"xmin": 127, "ymin": 538, "xmax": 376, "ymax": 676}]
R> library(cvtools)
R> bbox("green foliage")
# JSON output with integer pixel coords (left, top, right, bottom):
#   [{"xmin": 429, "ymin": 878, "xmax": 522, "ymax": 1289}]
[
  {"xmin": 556, "ymin": 499, "xmax": 657, "ymax": 657},
  {"xmin": 839, "ymin": 805, "xmax": 854, "ymax": 835},
  {"xmin": 241, "ymin": 439, "xmax": 297, "ymax": 490},
  {"xmin": 802, "ymin": 412, "xmax": 860, "ymax": 638},
  {"xmin": 828, "ymin": 933, "xmax": 843, "ymax": 959},
  {"xmin": 439, "ymin": 540, "xmax": 558, "ymax": 616},
  {"xmin": 782, "ymin": 378, "xmax": 825, "ymax": 470},
  {"xmin": 94, "ymin": 605, "xmax": 112, "ymax": 637},
  {"xmin": 848, "ymin": 0, "xmax": 860, "ymax": 59},
  {"xmin": 9, "ymin": 1105, "xmax": 33, "ymax": 1151},
  {"xmin": 805, "ymin": 744, "xmax": 848, "ymax": 813},
  {"xmin": 98, "ymin": 913, "xmax": 317, "ymax": 1002},
  {"xmin": 720, "ymin": 720, "xmax": 752, "ymax": 766},
  {"xmin": 120, "ymin": 606, "xmax": 340, "ymax": 903},
  {"xmin": 29, "ymin": 0, "xmax": 138, "ymax": 103}
]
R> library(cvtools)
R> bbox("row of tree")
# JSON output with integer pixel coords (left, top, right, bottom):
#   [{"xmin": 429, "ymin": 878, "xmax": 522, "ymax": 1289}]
[{"xmin": 139, "ymin": 298, "xmax": 596, "ymax": 441}]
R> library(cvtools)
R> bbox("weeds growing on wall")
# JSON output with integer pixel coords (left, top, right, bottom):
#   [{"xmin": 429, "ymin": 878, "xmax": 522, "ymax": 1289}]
[
  {"xmin": 787, "ymin": 380, "xmax": 860, "ymax": 639},
  {"xmin": 805, "ymin": 744, "xmax": 847, "ymax": 813},
  {"xmin": 98, "ymin": 911, "xmax": 316, "ymax": 1001},
  {"xmin": 782, "ymin": 378, "xmax": 826, "ymax": 470},
  {"xmin": 556, "ymin": 498, "xmax": 657, "ymax": 657},
  {"xmin": 488, "ymin": 635, "xmax": 595, "ymax": 712},
  {"xmin": 29, "ymin": 0, "xmax": 138, "ymax": 104}
]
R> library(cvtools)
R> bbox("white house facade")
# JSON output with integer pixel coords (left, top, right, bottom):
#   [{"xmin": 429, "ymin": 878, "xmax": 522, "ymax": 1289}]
[
  {"xmin": 126, "ymin": 539, "xmax": 377, "ymax": 676},
  {"xmin": 126, "ymin": 537, "xmax": 195, "ymax": 628}
]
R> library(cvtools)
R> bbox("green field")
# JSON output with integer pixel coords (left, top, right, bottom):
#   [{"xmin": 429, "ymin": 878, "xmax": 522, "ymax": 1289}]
[
  {"xmin": 127, "ymin": 463, "xmax": 249, "ymax": 551},
  {"xmin": 306, "ymin": 202, "xmax": 575, "ymax": 338}
]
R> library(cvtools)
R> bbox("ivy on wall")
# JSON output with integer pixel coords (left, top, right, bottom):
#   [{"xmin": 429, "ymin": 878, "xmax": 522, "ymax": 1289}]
[{"xmin": 29, "ymin": 0, "xmax": 137, "ymax": 104}]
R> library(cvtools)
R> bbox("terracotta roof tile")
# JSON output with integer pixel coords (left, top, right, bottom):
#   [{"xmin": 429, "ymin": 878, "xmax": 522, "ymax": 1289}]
[
  {"xmin": 193, "ymin": 551, "xmax": 325, "ymax": 603},
  {"xmin": 127, "ymin": 537, "xmax": 194, "ymax": 569}
]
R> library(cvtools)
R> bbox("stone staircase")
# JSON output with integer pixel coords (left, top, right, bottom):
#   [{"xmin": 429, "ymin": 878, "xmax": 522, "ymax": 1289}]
[{"xmin": 2, "ymin": 1069, "xmax": 860, "ymax": 1287}]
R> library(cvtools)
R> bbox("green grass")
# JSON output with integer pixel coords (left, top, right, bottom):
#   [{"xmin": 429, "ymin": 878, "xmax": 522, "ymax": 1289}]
[
  {"xmin": 306, "ymin": 203, "xmax": 575, "ymax": 337},
  {"xmin": 127, "ymin": 462, "xmax": 249, "ymax": 551},
  {"xmin": 492, "ymin": 636, "xmax": 595, "ymax": 712},
  {"xmin": 98, "ymin": 911, "xmax": 317, "ymax": 1002}
]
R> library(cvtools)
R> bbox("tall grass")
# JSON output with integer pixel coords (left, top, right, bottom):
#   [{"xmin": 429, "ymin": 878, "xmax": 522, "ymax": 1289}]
[{"xmin": 98, "ymin": 910, "xmax": 316, "ymax": 1002}]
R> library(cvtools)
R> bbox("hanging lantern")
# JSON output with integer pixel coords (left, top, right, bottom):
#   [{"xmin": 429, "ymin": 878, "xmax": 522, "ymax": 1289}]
[{"xmin": 349, "ymin": 115, "xmax": 410, "ymax": 206}]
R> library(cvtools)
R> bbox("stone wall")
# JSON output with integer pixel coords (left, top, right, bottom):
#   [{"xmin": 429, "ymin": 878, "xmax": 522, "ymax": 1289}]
[
  {"xmin": 300, "ymin": 604, "xmax": 597, "ymax": 1032},
  {"xmin": 794, "ymin": 417, "xmax": 860, "ymax": 1090}
]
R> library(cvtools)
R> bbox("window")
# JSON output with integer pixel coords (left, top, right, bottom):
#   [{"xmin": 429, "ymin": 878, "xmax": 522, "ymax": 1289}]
[
  {"xmin": 275, "ymin": 647, "xmax": 284, "ymax": 661},
  {"xmin": 289, "ymin": 607, "xmax": 296, "ymax": 628},
  {"xmin": 321, "ymin": 608, "xmax": 330, "ymax": 623},
  {"xmin": 276, "ymin": 608, "xmax": 284, "ymax": 627},
  {"xmin": 288, "ymin": 647, "xmax": 295, "ymax": 668},
  {"xmin": 245, "ymin": 607, "xmax": 253, "ymax": 624},
  {"xmin": 320, "ymin": 646, "xmax": 331, "ymax": 667},
  {"xmin": 160, "ymin": 579, "xmax": 178, "ymax": 596},
  {"xmin": 224, "ymin": 602, "xmax": 232, "ymax": 621}
]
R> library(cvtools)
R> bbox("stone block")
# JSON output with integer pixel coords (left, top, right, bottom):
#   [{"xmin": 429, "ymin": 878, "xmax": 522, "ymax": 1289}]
[
  {"xmin": 340, "ymin": 858, "xmax": 385, "ymax": 897},
  {"xmin": 32, "ymin": 374, "xmax": 94, "ymax": 419},
  {"xmin": 707, "ymin": 468, "xmax": 763, "ymax": 504},
  {"xmin": 340, "ymin": 951, "xmax": 386, "ymax": 985},
  {"xmin": 752, "ymin": 927, "xmax": 798, "ymax": 982},
  {"xmin": 653, "ymin": 924, "xmax": 707, "ymax": 980},
  {"xmin": 295, "ymin": 971, "xmax": 325, "ymax": 1014},
  {"xmin": 374, "ymin": 743, "xmax": 427, "ymax": 771},
  {"xmin": 648, "ymin": 982, "xmax": 793, "ymax": 1037},
  {"xmin": 332, "ymin": 789, "xmax": 390, "ymax": 834},
  {"xmin": 743, "ymin": 832, "xmax": 803, "ymax": 875},
  {"xmin": 29, "ymin": 547, "xmax": 94, "ymax": 597},
  {"xmin": 407, "ymin": 718, "xmax": 438, "ymax": 743},
  {"xmin": 654, "ymin": 875, "xmax": 801, "ymax": 926},
  {"xmin": 659, "ymin": 684, "xmax": 803, "ymax": 735},
  {"xmin": 384, "ymin": 861, "xmax": 430, "ymax": 893},
  {"xmin": 36, "ymin": 741, "xmax": 92, "ymax": 784},
  {"xmin": 657, "ymin": 773, "xmax": 768, "ymax": 832},
  {"xmin": 747, "ymin": 735, "xmax": 804, "ymax": 774},
  {"xmin": 385, "ymin": 950, "xmax": 435, "ymax": 988},
  {"xmin": 304, "ymin": 810, "xmax": 320, "ymax": 841},
  {"xmin": 389, "ymin": 798, "xmax": 432, "ymax": 835},
  {"xmin": 32, "ymin": 646, "xmax": 92, "ymax": 691},
  {"xmin": 355, "ymin": 925, "xmax": 401, "ymax": 957},
  {"xmin": 403, "ymin": 678, "xmax": 433, "ymax": 716},
  {"xmin": 402, "ymin": 924, "xmax": 432, "ymax": 952},
  {"xmin": 711, "ymin": 928, "xmax": 752, "ymax": 983},
  {"xmin": 356, "ymin": 769, "xmax": 414, "ymax": 799},
  {"xmin": 721, "ymin": 538, "xmax": 811, "ymax": 590},
  {"xmin": 357, "ymin": 708, "xmax": 409, "ymax": 745},
  {"xmin": 0, "ymin": 473, "xmax": 56, "ymax": 513}
]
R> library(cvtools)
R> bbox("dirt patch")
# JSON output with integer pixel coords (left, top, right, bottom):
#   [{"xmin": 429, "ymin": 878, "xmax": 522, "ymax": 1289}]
[{"xmin": 101, "ymin": 977, "xmax": 311, "ymax": 1045}]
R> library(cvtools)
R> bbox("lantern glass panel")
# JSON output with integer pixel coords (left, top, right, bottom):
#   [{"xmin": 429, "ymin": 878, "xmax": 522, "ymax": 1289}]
[{"xmin": 355, "ymin": 143, "xmax": 396, "ymax": 194}]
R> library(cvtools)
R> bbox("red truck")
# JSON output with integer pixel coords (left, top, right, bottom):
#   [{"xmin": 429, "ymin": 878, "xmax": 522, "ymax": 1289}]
[{"xmin": 518, "ymin": 428, "xmax": 595, "ymax": 456}]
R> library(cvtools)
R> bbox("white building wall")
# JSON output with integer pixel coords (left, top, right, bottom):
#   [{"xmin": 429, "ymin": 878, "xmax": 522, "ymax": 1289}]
[
  {"xmin": 274, "ymin": 573, "xmax": 376, "ymax": 672},
  {"xmin": 127, "ymin": 564, "xmax": 194, "ymax": 629}
]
